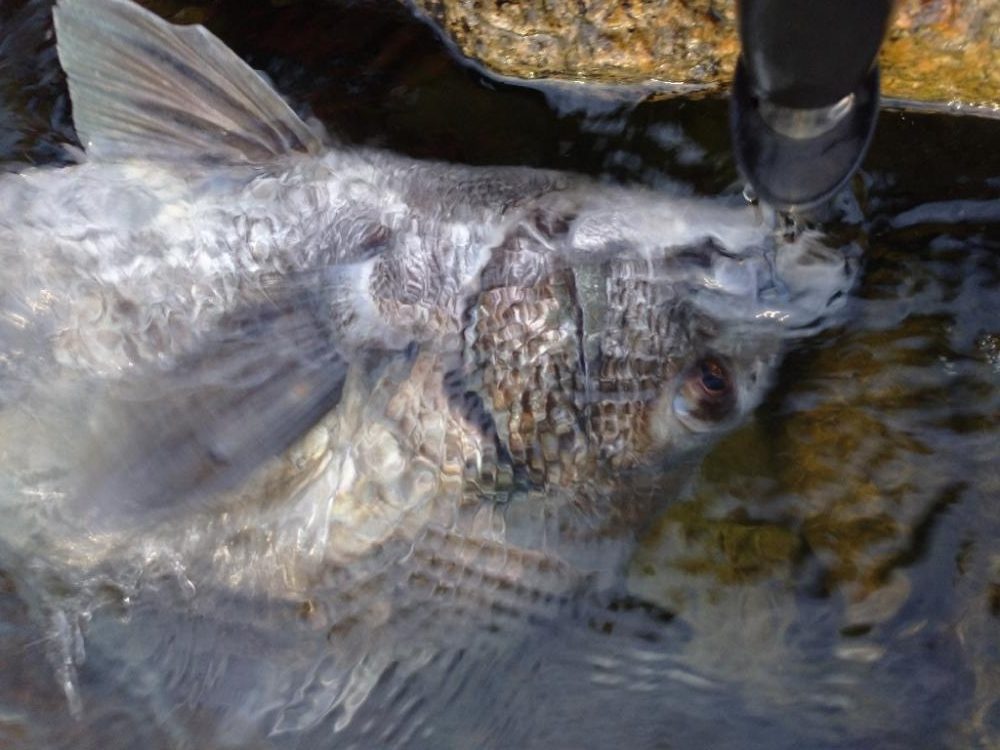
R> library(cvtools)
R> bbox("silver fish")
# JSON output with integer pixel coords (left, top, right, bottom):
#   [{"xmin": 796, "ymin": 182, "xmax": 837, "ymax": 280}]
[{"xmin": 0, "ymin": 0, "xmax": 856, "ymax": 747}]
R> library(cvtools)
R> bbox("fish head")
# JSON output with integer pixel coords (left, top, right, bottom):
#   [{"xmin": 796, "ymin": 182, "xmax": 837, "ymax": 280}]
[
  {"xmin": 470, "ymin": 192, "xmax": 858, "ymax": 490},
  {"xmin": 638, "ymin": 227, "xmax": 858, "ymax": 462}
]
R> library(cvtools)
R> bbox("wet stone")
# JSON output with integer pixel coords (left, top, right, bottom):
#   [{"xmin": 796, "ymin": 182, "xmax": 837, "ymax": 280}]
[{"xmin": 408, "ymin": 0, "xmax": 1000, "ymax": 114}]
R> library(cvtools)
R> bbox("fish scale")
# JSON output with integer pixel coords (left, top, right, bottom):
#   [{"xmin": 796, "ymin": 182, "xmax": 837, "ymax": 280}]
[
  {"xmin": 471, "ymin": 272, "xmax": 584, "ymax": 485},
  {"xmin": 595, "ymin": 258, "xmax": 696, "ymax": 464}
]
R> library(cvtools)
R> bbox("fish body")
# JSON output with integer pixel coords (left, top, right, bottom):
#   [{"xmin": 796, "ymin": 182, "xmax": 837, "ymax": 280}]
[{"xmin": 0, "ymin": 0, "xmax": 857, "ymax": 747}]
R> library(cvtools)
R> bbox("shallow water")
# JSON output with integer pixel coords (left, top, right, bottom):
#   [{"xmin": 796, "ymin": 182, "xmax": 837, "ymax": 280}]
[{"xmin": 0, "ymin": 1, "xmax": 998, "ymax": 748}]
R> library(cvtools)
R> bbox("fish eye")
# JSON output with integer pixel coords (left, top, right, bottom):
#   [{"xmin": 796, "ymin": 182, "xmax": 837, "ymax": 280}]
[
  {"xmin": 699, "ymin": 358, "xmax": 729, "ymax": 394},
  {"xmin": 673, "ymin": 355, "xmax": 737, "ymax": 430}
]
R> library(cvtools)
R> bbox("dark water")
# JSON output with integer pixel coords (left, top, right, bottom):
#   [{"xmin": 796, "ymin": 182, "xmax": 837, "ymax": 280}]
[{"xmin": 1, "ymin": 1, "xmax": 998, "ymax": 748}]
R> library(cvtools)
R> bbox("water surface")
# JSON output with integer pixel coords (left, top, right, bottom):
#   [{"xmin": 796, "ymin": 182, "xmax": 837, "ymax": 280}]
[{"xmin": 0, "ymin": 1, "xmax": 997, "ymax": 748}]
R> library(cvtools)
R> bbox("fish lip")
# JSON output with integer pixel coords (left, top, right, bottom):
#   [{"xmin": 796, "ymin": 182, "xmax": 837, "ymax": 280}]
[{"xmin": 679, "ymin": 234, "xmax": 859, "ymax": 334}]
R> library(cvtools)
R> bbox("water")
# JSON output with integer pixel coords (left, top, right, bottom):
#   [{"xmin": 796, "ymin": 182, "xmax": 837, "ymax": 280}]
[{"xmin": 0, "ymin": 1, "xmax": 998, "ymax": 748}]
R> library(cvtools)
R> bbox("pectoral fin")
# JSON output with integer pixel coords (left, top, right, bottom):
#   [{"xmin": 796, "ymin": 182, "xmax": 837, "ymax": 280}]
[
  {"xmin": 76, "ymin": 291, "xmax": 347, "ymax": 528},
  {"xmin": 53, "ymin": 0, "xmax": 323, "ymax": 164}
]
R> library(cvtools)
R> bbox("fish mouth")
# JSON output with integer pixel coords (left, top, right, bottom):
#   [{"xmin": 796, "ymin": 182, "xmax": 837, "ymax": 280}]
[{"xmin": 664, "ymin": 233, "xmax": 860, "ymax": 335}]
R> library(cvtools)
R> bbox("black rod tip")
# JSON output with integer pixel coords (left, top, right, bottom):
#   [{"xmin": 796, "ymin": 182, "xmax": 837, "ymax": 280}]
[{"xmin": 729, "ymin": 59, "xmax": 880, "ymax": 211}]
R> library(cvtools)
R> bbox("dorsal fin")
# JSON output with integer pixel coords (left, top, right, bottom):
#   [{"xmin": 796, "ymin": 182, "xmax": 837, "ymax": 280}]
[{"xmin": 53, "ymin": 0, "xmax": 324, "ymax": 164}]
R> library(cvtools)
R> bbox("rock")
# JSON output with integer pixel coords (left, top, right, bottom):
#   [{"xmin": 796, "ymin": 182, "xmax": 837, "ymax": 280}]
[
  {"xmin": 409, "ymin": 0, "xmax": 1000, "ymax": 114},
  {"xmin": 410, "ymin": 0, "xmax": 739, "ymax": 90}
]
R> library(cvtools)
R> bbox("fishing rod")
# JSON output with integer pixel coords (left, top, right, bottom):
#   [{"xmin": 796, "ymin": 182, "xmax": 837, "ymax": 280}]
[{"xmin": 729, "ymin": 0, "xmax": 896, "ymax": 210}]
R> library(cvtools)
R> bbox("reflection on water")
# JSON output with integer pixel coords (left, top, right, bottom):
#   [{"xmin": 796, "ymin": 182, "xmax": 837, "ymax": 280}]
[{"xmin": 0, "ymin": 1, "xmax": 998, "ymax": 749}]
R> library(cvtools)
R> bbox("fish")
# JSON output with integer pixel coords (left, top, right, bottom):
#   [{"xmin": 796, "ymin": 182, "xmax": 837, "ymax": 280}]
[{"xmin": 0, "ymin": 0, "xmax": 857, "ymax": 747}]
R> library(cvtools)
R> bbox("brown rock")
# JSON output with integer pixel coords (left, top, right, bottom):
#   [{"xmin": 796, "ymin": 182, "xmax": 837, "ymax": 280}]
[{"xmin": 410, "ymin": 0, "xmax": 1000, "ymax": 114}]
